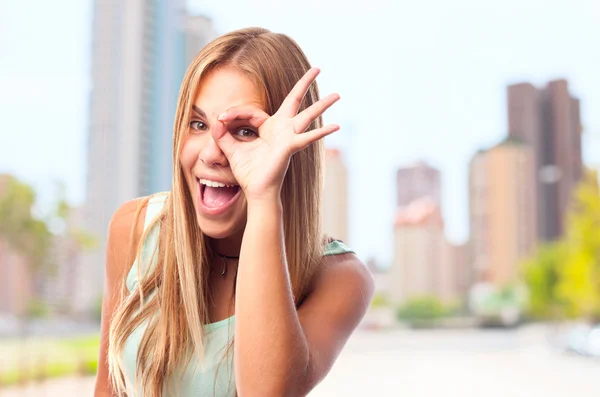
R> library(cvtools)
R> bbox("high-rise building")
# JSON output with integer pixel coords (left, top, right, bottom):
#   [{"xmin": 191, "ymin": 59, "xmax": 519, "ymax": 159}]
[
  {"xmin": 184, "ymin": 15, "xmax": 216, "ymax": 65},
  {"xmin": 389, "ymin": 198, "xmax": 445, "ymax": 303},
  {"xmin": 323, "ymin": 148, "xmax": 349, "ymax": 244},
  {"xmin": 42, "ymin": 206, "xmax": 85, "ymax": 314},
  {"xmin": 391, "ymin": 162, "xmax": 470, "ymax": 304},
  {"xmin": 507, "ymin": 79, "xmax": 583, "ymax": 241},
  {"xmin": 80, "ymin": 1, "xmax": 215, "ymax": 313},
  {"xmin": 469, "ymin": 138, "xmax": 537, "ymax": 286},
  {"xmin": 439, "ymin": 241, "xmax": 470, "ymax": 304},
  {"xmin": 396, "ymin": 161, "xmax": 441, "ymax": 208},
  {"xmin": 0, "ymin": 240, "xmax": 31, "ymax": 316}
]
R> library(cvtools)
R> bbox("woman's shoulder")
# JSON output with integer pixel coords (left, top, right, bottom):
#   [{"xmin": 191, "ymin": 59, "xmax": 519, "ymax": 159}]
[
  {"xmin": 314, "ymin": 238, "xmax": 372, "ymax": 293},
  {"xmin": 107, "ymin": 192, "xmax": 169, "ymax": 249},
  {"xmin": 106, "ymin": 197, "xmax": 150, "ymax": 277},
  {"xmin": 323, "ymin": 238, "xmax": 355, "ymax": 256},
  {"xmin": 301, "ymin": 240, "xmax": 374, "ymax": 322},
  {"xmin": 108, "ymin": 197, "xmax": 150, "ymax": 242},
  {"xmin": 105, "ymin": 193, "xmax": 168, "ymax": 281},
  {"xmin": 109, "ymin": 192, "xmax": 169, "ymax": 236}
]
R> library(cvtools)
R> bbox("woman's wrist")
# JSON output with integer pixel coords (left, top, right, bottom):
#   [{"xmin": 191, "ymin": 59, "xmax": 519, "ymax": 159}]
[{"xmin": 246, "ymin": 194, "xmax": 283, "ymax": 215}]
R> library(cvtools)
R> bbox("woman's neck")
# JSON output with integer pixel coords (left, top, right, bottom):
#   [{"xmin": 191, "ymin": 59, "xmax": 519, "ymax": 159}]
[{"xmin": 209, "ymin": 230, "xmax": 244, "ymax": 258}]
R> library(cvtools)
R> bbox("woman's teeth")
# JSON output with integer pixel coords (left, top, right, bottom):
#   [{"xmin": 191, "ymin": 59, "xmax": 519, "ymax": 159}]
[{"xmin": 199, "ymin": 178, "xmax": 237, "ymax": 188}]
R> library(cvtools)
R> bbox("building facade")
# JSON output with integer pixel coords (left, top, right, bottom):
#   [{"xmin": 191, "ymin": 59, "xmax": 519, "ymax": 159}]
[
  {"xmin": 507, "ymin": 79, "xmax": 583, "ymax": 241},
  {"xmin": 389, "ymin": 198, "xmax": 445, "ymax": 303},
  {"xmin": 469, "ymin": 139, "xmax": 537, "ymax": 286},
  {"xmin": 396, "ymin": 161, "xmax": 441, "ymax": 208},
  {"xmin": 80, "ymin": 0, "xmax": 215, "ymax": 313},
  {"xmin": 323, "ymin": 148, "xmax": 350, "ymax": 244}
]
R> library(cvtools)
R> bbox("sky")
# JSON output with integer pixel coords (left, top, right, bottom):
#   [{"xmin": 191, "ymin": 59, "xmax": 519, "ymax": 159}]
[{"xmin": 0, "ymin": 0, "xmax": 598, "ymax": 265}]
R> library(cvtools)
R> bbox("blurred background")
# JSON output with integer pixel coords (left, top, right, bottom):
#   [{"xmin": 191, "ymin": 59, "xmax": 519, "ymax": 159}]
[{"xmin": 1, "ymin": 0, "xmax": 599, "ymax": 395}]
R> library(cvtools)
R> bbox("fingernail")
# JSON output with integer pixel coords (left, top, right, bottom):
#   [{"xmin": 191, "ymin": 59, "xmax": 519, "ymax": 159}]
[{"xmin": 218, "ymin": 113, "xmax": 227, "ymax": 121}]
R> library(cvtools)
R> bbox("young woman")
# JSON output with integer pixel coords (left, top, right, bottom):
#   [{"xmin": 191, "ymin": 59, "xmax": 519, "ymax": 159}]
[{"xmin": 94, "ymin": 27, "xmax": 374, "ymax": 397}]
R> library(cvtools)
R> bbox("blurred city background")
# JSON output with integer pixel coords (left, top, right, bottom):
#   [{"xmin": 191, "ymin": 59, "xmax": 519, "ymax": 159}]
[{"xmin": 1, "ymin": 0, "xmax": 599, "ymax": 396}]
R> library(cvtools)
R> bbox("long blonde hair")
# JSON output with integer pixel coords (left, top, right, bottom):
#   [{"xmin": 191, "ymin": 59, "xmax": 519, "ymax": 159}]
[{"xmin": 107, "ymin": 27, "xmax": 325, "ymax": 396}]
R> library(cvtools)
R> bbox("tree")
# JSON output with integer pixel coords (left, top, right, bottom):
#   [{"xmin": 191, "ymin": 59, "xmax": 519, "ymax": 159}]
[
  {"xmin": 0, "ymin": 176, "xmax": 96, "ymax": 317},
  {"xmin": 46, "ymin": 181, "xmax": 96, "ymax": 315},
  {"xmin": 0, "ymin": 176, "xmax": 53, "ymax": 313},
  {"xmin": 557, "ymin": 170, "xmax": 600, "ymax": 319},
  {"xmin": 522, "ymin": 169, "xmax": 600, "ymax": 320},
  {"xmin": 48, "ymin": 181, "xmax": 96, "ymax": 251},
  {"xmin": 522, "ymin": 242, "xmax": 566, "ymax": 319},
  {"xmin": 396, "ymin": 296, "xmax": 448, "ymax": 323}
]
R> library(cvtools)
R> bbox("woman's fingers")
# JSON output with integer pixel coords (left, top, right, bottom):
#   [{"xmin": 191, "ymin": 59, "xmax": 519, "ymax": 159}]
[
  {"xmin": 218, "ymin": 105, "xmax": 270, "ymax": 127},
  {"xmin": 215, "ymin": 69, "xmax": 339, "ymax": 152},
  {"xmin": 278, "ymin": 68, "xmax": 320, "ymax": 117},
  {"xmin": 292, "ymin": 124, "xmax": 340, "ymax": 152},
  {"xmin": 293, "ymin": 93, "xmax": 340, "ymax": 133},
  {"xmin": 211, "ymin": 120, "xmax": 239, "ymax": 160}
]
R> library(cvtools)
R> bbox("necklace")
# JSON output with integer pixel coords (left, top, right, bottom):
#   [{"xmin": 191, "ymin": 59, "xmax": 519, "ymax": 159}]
[{"xmin": 217, "ymin": 254, "xmax": 239, "ymax": 277}]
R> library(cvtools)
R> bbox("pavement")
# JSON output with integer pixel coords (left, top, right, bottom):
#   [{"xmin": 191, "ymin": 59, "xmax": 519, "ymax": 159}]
[{"xmin": 2, "ymin": 324, "xmax": 599, "ymax": 397}]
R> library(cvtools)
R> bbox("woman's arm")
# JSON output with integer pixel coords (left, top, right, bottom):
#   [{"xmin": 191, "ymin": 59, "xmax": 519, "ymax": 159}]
[
  {"xmin": 234, "ymin": 196, "xmax": 374, "ymax": 397},
  {"xmin": 214, "ymin": 68, "xmax": 373, "ymax": 396},
  {"xmin": 94, "ymin": 198, "xmax": 146, "ymax": 396}
]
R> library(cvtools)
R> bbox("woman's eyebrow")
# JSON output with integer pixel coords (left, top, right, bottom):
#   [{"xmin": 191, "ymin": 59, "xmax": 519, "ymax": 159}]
[{"xmin": 192, "ymin": 105, "xmax": 206, "ymax": 118}]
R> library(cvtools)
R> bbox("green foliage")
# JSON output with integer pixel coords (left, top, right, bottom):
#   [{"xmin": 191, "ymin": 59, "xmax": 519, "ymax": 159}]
[
  {"xmin": 522, "ymin": 169, "xmax": 600, "ymax": 320},
  {"xmin": 48, "ymin": 179, "xmax": 97, "ymax": 252},
  {"xmin": 42, "ymin": 362, "xmax": 77, "ymax": 379},
  {"xmin": 93, "ymin": 294, "xmax": 104, "ymax": 323},
  {"xmin": 0, "ymin": 369, "xmax": 18, "ymax": 386},
  {"xmin": 0, "ymin": 335, "xmax": 101, "ymax": 386},
  {"xmin": 396, "ymin": 296, "xmax": 448, "ymax": 322},
  {"xmin": 522, "ymin": 242, "xmax": 566, "ymax": 318},
  {"xmin": 0, "ymin": 362, "xmax": 80, "ymax": 386},
  {"xmin": 79, "ymin": 359, "xmax": 98, "ymax": 376},
  {"xmin": 370, "ymin": 292, "xmax": 390, "ymax": 308},
  {"xmin": 25, "ymin": 299, "xmax": 50, "ymax": 319},
  {"xmin": 0, "ymin": 176, "xmax": 53, "ymax": 272},
  {"xmin": 0, "ymin": 175, "xmax": 97, "ymax": 317},
  {"xmin": 557, "ymin": 170, "xmax": 600, "ymax": 319}
]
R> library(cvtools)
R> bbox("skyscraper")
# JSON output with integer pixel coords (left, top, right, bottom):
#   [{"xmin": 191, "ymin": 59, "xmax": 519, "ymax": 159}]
[
  {"xmin": 323, "ymin": 148, "xmax": 349, "ymax": 244},
  {"xmin": 469, "ymin": 138, "xmax": 537, "ymax": 286},
  {"xmin": 79, "ymin": 1, "xmax": 215, "ymax": 313},
  {"xmin": 507, "ymin": 79, "xmax": 583, "ymax": 241},
  {"xmin": 396, "ymin": 161, "xmax": 441, "ymax": 208},
  {"xmin": 184, "ymin": 15, "xmax": 216, "ymax": 65},
  {"xmin": 390, "ymin": 197, "xmax": 445, "ymax": 303},
  {"xmin": 439, "ymin": 241, "xmax": 470, "ymax": 304},
  {"xmin": 42, "ymin": 206, "xmax": 85, "ymax": 314}
]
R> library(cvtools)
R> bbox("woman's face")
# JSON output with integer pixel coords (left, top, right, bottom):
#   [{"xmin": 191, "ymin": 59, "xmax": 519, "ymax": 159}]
[{"xmin": 180, "ymin": 66, "xmax": 264, "ymax": 239}]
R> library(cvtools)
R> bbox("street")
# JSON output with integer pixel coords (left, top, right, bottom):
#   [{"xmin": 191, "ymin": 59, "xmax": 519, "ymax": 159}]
[
  {"xmin": 2, "ymin": 325, "xmax": 598, "ymax": 396},
  {"xmin": 310, "ymin": 325, "xmax": 600, "ymax": 396}
]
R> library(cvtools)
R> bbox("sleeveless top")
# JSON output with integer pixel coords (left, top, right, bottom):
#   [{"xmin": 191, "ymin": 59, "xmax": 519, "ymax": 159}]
[{"xmin": 121, "ymin": 193, "xmax": 355, "ymax": 396}]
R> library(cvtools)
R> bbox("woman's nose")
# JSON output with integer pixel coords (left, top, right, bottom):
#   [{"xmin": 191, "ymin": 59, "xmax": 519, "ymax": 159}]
[{"xmin": 199, "ymin": 135, "xmax": 229, "ymax": 167}]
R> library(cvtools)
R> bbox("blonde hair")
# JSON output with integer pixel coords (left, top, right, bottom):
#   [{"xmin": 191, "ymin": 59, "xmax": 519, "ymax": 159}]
[{"xmin": 107, "ymin": 27, "xmax": 325, "ymax": 396}]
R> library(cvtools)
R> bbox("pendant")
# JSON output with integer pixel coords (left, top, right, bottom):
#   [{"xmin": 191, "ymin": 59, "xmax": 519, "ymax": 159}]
[{"xmin": 220, "ymin": 257, "xmax": 227, "ymax": 277}]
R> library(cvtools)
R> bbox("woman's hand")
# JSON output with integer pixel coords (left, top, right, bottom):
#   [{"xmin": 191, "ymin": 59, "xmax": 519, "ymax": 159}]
[{"xmin": 212, "ymin": 68, "xmax": 340, "ymax": 203}]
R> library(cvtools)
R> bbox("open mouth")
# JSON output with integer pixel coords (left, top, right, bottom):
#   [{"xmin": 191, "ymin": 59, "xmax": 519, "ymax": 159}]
[{"xmin": 198, "ymin": 178, "xmax": 241, "ymax": 214}]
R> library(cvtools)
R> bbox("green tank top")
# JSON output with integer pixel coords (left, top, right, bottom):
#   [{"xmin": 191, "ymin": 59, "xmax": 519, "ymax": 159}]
[{"xmin": 121, "ymin": 193, "xmax": 354, "ymax": 396}]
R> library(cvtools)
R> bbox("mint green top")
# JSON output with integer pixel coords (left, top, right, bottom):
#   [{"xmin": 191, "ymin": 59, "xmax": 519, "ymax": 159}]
[{"xmin": 122, "ymin": 193, "xmax": 354, "ymax": 396}]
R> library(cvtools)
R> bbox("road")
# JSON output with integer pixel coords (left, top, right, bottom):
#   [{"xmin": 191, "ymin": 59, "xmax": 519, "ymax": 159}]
[
  {"xmin": 310, "ymin": 325, "xmax": 600, "ymax": 396},
  {"xmin": 2, "ymin": 325, "xmax": 598, "ymax": 396}
]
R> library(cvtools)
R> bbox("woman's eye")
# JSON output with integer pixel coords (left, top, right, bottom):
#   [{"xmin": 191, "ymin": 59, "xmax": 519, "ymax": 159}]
[
  {"xmin": 234, "ymin": 128, "xmax": 258, "ymax": 139},
  {"xmin": 190, "ymin": 120, "xmax": 207, "ymax": 131}
]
